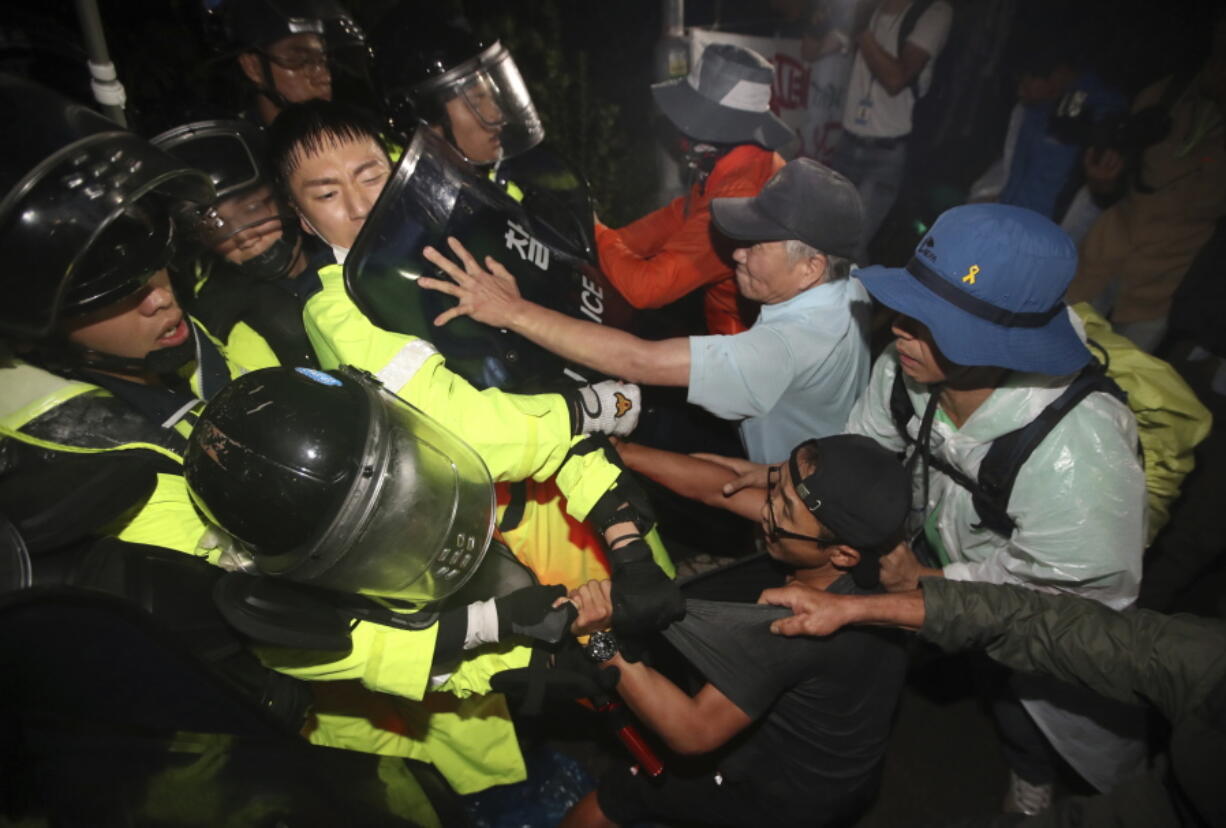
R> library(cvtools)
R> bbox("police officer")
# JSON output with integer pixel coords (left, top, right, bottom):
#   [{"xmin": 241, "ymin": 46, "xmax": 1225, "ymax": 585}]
[
  {"xmin": 371, "ymin": 10, "xmax": 543, "ymax": 168},
  {"xmin": 222, "ymin": 0, "xmax": 370, "ymax": 125},
  {"xmin": 266, "ymin": 99, "xmax": 682, "ymax": 627},
  {"xmin": 153, "ymin": 118, "xmax": 320, "ymax": 368},
  {"xmin": 0, "ymin": 76, "xmax": 590, "ymax": 798}
]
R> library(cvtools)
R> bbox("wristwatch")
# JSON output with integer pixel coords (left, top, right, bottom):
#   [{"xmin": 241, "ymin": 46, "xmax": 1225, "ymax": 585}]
[{"xmin": 584, "ymin": 630, "xmax": 620, "ymax": 664}]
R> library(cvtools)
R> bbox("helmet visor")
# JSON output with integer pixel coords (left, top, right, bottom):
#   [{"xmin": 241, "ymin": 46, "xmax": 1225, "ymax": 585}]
[
  {"xmin": 298, "ymin": 372, "xmax": 496, "ymax": 604},
  {"xmin": 421, "ymin": 42, "xmax": 544, "ymax": 162},
  {"xmin": 193, "ymin": 184, "xmax": 297, "ymax": 261}
]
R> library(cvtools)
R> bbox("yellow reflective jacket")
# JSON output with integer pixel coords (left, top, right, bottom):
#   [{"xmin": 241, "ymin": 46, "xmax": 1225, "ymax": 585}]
[
  {"xmin": 0, "ymin": 328, "xmax": 530, "ymax": 794},
  {"xmin": 300, "ymin": 262, "xmax": 674, "ymax": 582}
]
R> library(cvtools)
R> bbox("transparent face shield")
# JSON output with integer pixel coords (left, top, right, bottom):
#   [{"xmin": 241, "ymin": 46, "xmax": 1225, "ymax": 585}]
[
  {"xmin": 266, "ymin": 371, "xmax": 496, "ymax": 604},
  {"xmin": 418, "ymin": 42, "xmax": 544, "ymax": 163},
  {"xmin": 192, "ymin": 184, "xmax": 301, "ymax": 277}
]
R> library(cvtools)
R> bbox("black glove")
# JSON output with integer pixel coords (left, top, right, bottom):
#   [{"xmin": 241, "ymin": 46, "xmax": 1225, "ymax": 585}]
[
  {"xmin": 495, "ymin": 584, "xmax": 575, "ymax": 645},
  {"xmin": 608, "ymin": 541, "xmax": 684, "ymax": 635}
]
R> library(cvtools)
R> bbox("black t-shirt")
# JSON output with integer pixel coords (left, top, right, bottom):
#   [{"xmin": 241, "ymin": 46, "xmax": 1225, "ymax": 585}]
[{"xmin": 664, "ymin": 556, "xmax": 908, "ymax": 822}]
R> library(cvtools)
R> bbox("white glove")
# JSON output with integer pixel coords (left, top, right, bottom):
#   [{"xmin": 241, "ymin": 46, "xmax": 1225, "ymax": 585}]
[{"xmin": 576, "ymin": 380, "xmax": 641, "ymax": 437}]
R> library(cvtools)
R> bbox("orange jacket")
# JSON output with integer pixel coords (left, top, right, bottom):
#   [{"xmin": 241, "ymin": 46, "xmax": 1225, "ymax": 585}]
[{"xmin": 595, "ymin": 145, "xmax": 785, "ymax": 335}]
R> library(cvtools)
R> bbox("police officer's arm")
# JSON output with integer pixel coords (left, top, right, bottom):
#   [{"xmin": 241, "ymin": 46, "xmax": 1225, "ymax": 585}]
[{"xmin": 419, "ymin": 238, "xmax": 691, "ymax": 387}]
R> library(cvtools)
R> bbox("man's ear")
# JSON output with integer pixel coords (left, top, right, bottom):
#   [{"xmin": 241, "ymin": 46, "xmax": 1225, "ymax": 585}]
[
  {"xmin": 237, "ymin": 52, "xmax": 264, "ymax": 87},
  {"xmin": 828, "ymin": 544, "xmax": 861, "ymax": 571},
  {"xmin": 297, "ymin": 209, "xmax": 317, "ymax": 238},
  {"xmin": 798, "ymin": 252, "xmax": 828, "ymax": 291}
]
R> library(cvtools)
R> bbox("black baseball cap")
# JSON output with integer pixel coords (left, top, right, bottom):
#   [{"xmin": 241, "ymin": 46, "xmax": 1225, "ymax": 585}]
[
  {"xmin": 787, "ymin": 434, "xmax": 910, "ymax": 553},
  {"xmin": 711, "ymin": 158, "xmax": 863, "ymax": 260}
]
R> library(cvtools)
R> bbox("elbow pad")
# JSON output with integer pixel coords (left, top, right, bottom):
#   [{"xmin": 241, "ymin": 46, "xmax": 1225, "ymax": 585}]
[{"xmin": 565, "ymin": 435, "xmax": 657, "ymax": 542}]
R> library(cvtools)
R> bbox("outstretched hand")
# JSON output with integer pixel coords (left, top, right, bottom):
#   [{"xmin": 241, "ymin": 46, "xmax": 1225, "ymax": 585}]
[
  {"xmin": 757, "ymin": 582, "xmax": 853, "ymax": 637},
  {"xmin": 691, "ymin": 453, "xmax": 770, "ymax": 496},
  {"xmin": 419, "ymin": 236, "xmax": 525, "ymax": 328}
]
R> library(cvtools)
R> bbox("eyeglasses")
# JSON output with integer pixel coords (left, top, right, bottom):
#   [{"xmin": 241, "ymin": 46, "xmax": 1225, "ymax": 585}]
[
  {"xmin": 262, "ymin": 49, "xmax": 329, "ymax": 73},
  {"xmin": 765, "ymin": 465, "xmax": 829, "ymax": 545}
]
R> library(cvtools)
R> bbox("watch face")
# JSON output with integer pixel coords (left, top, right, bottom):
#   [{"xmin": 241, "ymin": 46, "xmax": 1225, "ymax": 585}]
[{"xmin": 585, "ymin": 630, "xmax": 618, "ymax": 663}]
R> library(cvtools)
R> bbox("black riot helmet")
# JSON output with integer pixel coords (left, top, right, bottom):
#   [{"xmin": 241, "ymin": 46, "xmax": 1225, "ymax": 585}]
[
  {"xmin": 152, "ymin": 119, "xmax": 302, "ymax": 281},
  {"xmin": 184, "ymin": 366, "xmax": 496, "ymax": 604},
  {"xmin": 223, "ymin": 0, "xmax": 369, "ymax": 113},
  {"xmin": 370, "ymin": 8, "xmax": 543, "ymax": 163},
  {"xmin": 0, "ymin": 75, "xmax": 213, "ymax": 341}
]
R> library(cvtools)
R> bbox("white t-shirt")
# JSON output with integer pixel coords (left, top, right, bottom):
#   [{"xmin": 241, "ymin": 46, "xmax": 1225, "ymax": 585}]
[{"xmin": 841, "ymin": 0, "xmax": 953, "ymax": 138}]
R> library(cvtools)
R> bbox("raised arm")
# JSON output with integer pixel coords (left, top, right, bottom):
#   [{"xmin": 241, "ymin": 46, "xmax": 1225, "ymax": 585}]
[
  {"xmin": 420, "ymin": 237, "xmax": 691, "ymax": 387},
  {"xmin": 617, "ymin": 441, "xmax": 764, "ymax": 521}
]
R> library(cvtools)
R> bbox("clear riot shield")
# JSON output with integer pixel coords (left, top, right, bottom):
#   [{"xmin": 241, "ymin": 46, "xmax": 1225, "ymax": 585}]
[{"xmin": 344, "ymin": 128, "xmax": 633, "ymax": 392}]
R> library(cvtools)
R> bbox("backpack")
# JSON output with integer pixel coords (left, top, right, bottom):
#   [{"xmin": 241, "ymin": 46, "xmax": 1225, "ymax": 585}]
[
  {"xmin": 889, "ymin": 303, "xmax": 1212, "ymax": 543},
  {"xmin": 890, "ymin": 356, "xmax": 1126, "ymax": 539}
]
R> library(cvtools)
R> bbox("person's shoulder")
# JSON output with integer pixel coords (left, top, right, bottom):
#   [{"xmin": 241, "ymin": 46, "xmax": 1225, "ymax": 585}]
[
  {"xmin": 916, "ymin": 0, "xmax": 954, "ymax": 28},
  {"xmin": 708, "ymin": 146, "xmax": 783, "ymax": 194}
]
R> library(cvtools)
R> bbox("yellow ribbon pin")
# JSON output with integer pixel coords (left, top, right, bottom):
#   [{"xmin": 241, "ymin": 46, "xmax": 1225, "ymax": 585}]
[{"xmin": 962, "ymin": 265, "xmax": 980, "ymax": 285}]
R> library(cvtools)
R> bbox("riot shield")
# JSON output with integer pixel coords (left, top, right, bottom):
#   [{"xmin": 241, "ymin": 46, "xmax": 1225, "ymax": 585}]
[{"xmin": 344, "ymin": 128, "xmax": 632, "ymax": 391}]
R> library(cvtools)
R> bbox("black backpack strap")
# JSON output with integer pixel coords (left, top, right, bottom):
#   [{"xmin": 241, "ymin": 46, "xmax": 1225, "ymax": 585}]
[
  {"xmin": 889, "ymin": 368, "xmax": 917, "ymax": 448},
  {"xmin": 973, "ymin": 364, "xmax": 1124, "ymax": 537},
  {"xmin": 898, "ymin": 0, "xmax": 937, "ymax": 97}
]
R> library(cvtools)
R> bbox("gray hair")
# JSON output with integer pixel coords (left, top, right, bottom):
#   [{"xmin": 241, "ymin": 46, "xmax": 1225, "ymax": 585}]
[{"xmin": 784, "ymin": 239, "xmax": 850, "ymax": 281}]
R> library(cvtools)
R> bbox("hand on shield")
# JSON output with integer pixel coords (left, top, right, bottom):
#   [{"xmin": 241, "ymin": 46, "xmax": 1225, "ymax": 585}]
[{"xmin": 420, "ymin": 236, "xmax": 526, "ymax": 329}]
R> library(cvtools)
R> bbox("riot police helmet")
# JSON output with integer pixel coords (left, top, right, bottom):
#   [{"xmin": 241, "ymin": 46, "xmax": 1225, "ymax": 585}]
[
  {"xmin": 184, "ymin": 366, "xmax": 496, "ymax": 604},
  {"xmin": 153, "ymin": 119, "xmax": 302, "ymax": 281},
  {"xmin": 370, "ymin": 9, "xmax": 543, "ymax": 163},
  {"xmin": 0, "ymin": 75, "xmax": 213, "ymax": 340}
]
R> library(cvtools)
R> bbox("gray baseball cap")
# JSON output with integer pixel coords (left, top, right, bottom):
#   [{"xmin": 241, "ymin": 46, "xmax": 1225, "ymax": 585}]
[
  {"xmin": 651, "ymin": 43, "xmax": 794, "ymax": 151},
  {"xmin": 710, "ymin": 158, "xmax": 863, "ymax": 259}
]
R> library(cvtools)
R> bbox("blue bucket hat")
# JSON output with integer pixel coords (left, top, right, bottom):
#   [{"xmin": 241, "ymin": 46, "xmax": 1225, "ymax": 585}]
[{"xmin": 856, "ymin": 204, "xmax": 1090, "ymax": 376}]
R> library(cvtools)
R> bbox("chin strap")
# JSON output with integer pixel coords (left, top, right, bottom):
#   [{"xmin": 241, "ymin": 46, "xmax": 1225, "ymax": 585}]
[{"xmin": 31, "ymin": 325, "xmax": 198, "ymax": 381}]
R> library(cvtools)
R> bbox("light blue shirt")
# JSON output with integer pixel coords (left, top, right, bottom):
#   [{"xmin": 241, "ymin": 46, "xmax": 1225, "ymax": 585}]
[{"xmin": 687, "ymin": 276, "xmax": 872, "ymax": 464}]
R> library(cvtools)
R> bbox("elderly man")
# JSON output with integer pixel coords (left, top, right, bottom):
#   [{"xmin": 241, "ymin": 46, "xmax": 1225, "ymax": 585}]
[{"xmin": 420, "ymin": 158, "xmax": 871, "ymax": 465}]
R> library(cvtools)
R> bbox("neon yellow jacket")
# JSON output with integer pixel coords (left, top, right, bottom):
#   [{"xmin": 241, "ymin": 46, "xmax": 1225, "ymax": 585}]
[
  {"xmin": 0, "ymin": 334, "xmax": 530, "ymax": 794},
  {"xmin": 301, "ymin": 262, "xmax": 673, "ymax": 576}
]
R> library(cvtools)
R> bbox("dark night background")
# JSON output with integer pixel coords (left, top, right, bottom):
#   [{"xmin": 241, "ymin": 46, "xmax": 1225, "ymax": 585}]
[{"xmin": 1, "ymin": 0, "xmax": 1219, "ymax": 243}]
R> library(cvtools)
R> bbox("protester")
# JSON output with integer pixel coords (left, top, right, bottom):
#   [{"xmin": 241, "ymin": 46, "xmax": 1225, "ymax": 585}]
[
  {"xmin": 1066, "ymin": 12, "xmax": 1226, "ymax": 353},
  {"xmin": 714, "ymin": 203, "xmax": 1148, "ymax": 813},
  {"xmin": 560, "ymin": 435, "xmax": 910, "ymax": 828},
  {"xmin": 832, "ymin": 0, "xmax": 953, "ymax": 263},
  {"xmin": 595, "ymin": 43, "xmax": 791, "ymax": 336},
  {"xmin": 760, "ymin": 577, "xmax": 1226, "ymax": 828},
  {"xmin": 418, "ymin": 158, "xmax": 870, "ymax": 464},
  {"xmin": 968, "ymin": 36, "xmax": 1127, "ymax": 228}
]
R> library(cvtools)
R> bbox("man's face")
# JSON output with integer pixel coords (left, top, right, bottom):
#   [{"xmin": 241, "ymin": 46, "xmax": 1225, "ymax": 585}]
[
  {"xmin": 442, "ymin": 78, "xmax": 504, "ymax": 163},
  {"xmin": 761, "ymin": 459, "xmax": 832, "ymax": 569},
  {"xmin": 63, "ymin": 269, "xmax": 188, "ymax": 359},
  {"xmin": 891, "ymin": 314, "xmax": 951, "ymax": 384},
  {"xmin": 732, "ymin": 241, "xmax": 820, "ymax": 304},
  {"xmin": 250, "ymin": 33, "xmax": 333, "ymax": 104},
  {"xmin": 288, "ymin": 135, "xmax": 391, "ymax": 250},
  {"xmin": 209, "ymin": 185, "xmax": 288, "ymax": 265}
]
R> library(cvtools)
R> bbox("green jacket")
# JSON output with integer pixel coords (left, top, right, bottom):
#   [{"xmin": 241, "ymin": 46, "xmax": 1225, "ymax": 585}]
[{"xmin": 920, "ymin": 578, "xmax": 1226, "ymax": 827}]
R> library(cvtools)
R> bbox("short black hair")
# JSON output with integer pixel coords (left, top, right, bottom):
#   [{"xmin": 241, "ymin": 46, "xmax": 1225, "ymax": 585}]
[{"xmin": 265, "ymin": 100, "xmax": 387, "ymax": 202}]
